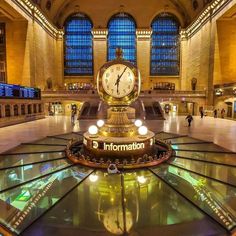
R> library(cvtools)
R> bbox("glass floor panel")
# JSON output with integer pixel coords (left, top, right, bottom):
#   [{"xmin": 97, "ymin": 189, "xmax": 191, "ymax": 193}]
[
  {"xmin": 31, "ymin": 137, "xmax": 69, "ymax": 146},
  {"xmin": 6, "ymin": 144, "xmax": 65, "ymax": 154},
  {"xmin": 172, "ymin": 143, "xmax": 230, "ymax": 152},
  {"xmin": 169, "ymin": 157, "xmax": 236, "ymax": 186},
  {"xmin": 0, "ymin": 159, "xmax": 72, "ymax": 192},
  {"xmin": 175, "ymin": 150, "xmax": 236, "ymax": 166},
  {"xmin": 52, "ymin": 132, "xmax": 83, "ymax": 140},
  {"xmin": 168, "ymin": 136, "xmax": 209, "ymax": 144},
  {"xmin": 0, "ymin": 152, "xmax": 65, "ymax": 170},
  {"xmin": 155, "ymin": 132, "xmax": 181, "ymax": 140},
  {"xmin": 0, "ymin": 131, "xmax": 235, "ymax": 235},
  {"xmin": 123, "ymin": 170, "xmax": 226, "ymax": 236},
  {"xmin": 21, "ymin": 170, "xmax": 227, "ymax": 236},
  {"xmin": 22, "ymin": 171, "xmax": 123, "ymax": 236},
  {"xmin": 0, "ymin": 166, "xmax": 92, "ymax": 235},
  {"xmin": 151, "ymin": 164, "xmax": 236, "ymax": 231}
]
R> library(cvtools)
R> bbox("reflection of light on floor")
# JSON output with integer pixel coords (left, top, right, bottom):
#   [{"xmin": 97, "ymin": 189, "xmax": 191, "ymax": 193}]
[
  {"xmin": 137, "ymin": 176, "xmax": 147, "ymax": 184},
  {"xmin": 164, "ymin": 121, "xmax": 170, "ymax": 132},
  {"xmin": 89, "ymin": 173, "xmax": 98, "ymax": 182}
]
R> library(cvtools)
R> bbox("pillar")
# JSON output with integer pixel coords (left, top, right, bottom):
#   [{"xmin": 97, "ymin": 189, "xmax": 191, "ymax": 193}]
[
  {"xmin": 54, "ymin": 32, "xmax": 64, "ymax": 90},
  {"xmin": 179, "ymin": 31, "xmax": 188, "ymax": 90},
  {"xmin": 136, "ymin": 29, "xmax": 152, "ymax": 90},
  {"xmin": 92, "ymin": 29, "xmax": 108, "ymax": 83}
]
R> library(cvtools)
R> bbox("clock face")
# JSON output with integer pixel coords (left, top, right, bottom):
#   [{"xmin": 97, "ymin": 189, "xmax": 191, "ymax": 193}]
[{"xmin": 102, "ymin": 64, "xmax": 135, "ymax": 98}]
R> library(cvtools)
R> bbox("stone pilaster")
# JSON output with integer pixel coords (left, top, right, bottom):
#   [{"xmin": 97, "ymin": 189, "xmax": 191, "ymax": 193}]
[
  {"xmin": 136, "ymin": 29, "xmax": 152, "ymax": 90},
  {"xmin": 92, "ymin": 29, "xmax": 108, "ymax": 82}
]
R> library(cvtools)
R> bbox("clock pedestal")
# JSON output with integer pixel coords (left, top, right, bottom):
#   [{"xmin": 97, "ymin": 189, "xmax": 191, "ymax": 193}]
[{"xmin": 66, "ymin": 106, "xmax": 173, "ymax": 169}]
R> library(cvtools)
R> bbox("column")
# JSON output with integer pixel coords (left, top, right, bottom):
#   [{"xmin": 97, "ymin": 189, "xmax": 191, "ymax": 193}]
[
  {"xmin": 0, "ymin": 104, "xmax": 5, "ymax": 118},
  {"xmin": 179, "ymin": 30, "xmax": 188, "ymax": 90},
  {"xmin": 92, "ymin": 29, "xmax": 108, "ymax": 83},
  {"xmin": 18, "ymin": 104, "xmax": 22, "ymax": 116},
  {"xmin": 54, "ymin": 31, "xmax": 64, "ymax": 90},
  {"xmin": 136, "ymin": 29, "xmax": 152, "ymax": 90},
  {"xmin": 10, "ymin": 104, "xmax": 14, "ymax": 117}
]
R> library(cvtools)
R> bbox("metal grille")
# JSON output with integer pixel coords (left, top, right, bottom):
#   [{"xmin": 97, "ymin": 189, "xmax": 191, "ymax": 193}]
[
  {"xmin": 151, "ymin": 14, "xmax": 180, "ymax": 76},
  {"xmin": 64, "ymin": 13, "xmax": 93, "ymax": 76},
  {"xmin": 108, "ymin": 13, "xmax": 136, "ymax": 64},
  {"xmin": 0, "ymin": 23, "xmax": 6, "ymax": 83}
]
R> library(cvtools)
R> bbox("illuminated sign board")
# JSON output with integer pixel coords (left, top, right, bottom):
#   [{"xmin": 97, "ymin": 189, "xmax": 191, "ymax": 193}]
[
  {"xmin": 0, "ymin": 83, "xmax": 41, "ymax": 99},
  {"xmin": 84, "ymin": 138, "xmax": 154, "ymax": 151}
]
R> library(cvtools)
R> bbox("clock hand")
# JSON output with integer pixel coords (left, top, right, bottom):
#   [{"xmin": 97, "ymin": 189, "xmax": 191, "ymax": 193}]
[
  {"xmin": 115, "ymin": 75, "xmax": 120, "ymax": 93},
  {"xmin": 118, "ymin": 66, "xmax": 128, "ymax": 80},
  {"xmin": 114, "ymin": 67, "xmax": 128, "ymax": 93}
]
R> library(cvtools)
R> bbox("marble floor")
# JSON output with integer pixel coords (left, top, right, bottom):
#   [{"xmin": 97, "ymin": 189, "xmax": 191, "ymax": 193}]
[{"xmin": 0, "ymin": 114, "xmax": 235, "ymax": 153}]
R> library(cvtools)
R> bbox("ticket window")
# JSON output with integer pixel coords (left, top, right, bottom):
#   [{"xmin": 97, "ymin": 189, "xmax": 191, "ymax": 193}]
[
  {"xmin": 14, "ymin": 105, "xmax": 18, "ymax": 116},
  {"xmin": 5, "ymin": 105, "xmax": 10, "ymax": 117},
  {"xmin": 28, "ymin": 104, "xmax": 32, "ymax": 114},
  {"xmin": 21, "ymin": 105, "xmax": 25, "ymax": 115}
]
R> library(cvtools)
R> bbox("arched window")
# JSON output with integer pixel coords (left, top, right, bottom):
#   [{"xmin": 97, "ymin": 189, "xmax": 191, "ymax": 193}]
[
  {"xmin": 108, "ymin": 13, "xmax": 136, "ymax": 64},
  {"xmin": 151, "ymin": 13, "xmax": 180, "ymax": 76},
  {"xmin": 64, "ymin": 13, "xmax": 93, "ymax": 75}
]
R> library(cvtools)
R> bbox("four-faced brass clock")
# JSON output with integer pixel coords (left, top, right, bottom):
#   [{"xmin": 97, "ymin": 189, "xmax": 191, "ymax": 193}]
[{"xmin": 97, "ymin": 58, "xmax": 141, "ymax": 106}]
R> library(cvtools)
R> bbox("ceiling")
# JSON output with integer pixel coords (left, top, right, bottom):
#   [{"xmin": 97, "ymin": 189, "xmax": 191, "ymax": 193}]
[{"xmin": 34, "ymin": 0, "xmax": 213, "ymax": 28}]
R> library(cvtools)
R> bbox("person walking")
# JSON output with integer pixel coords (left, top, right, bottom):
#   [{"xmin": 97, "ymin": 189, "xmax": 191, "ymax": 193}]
[
  {"xmin": 213, "ymin": 109, "xmax": 217, "ymax": 118},
  {"xmin": 221, "ymin": 108, "xmax": 225, "ymax": 119},
  {"xmin": 71, "ymin": 109, "xmax": 76, "ymax": 124},
  {"xmin": 200, "ymin": 109, "xmax": 204, "ymax": 119},
  {"xmin": 186, "ymin": 114, "xmax": 193, "ymax": 127}
]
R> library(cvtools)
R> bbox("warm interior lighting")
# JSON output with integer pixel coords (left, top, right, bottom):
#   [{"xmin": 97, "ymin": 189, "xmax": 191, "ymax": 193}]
[
  {"xmin": 138, "ymin": 126, "xmax": 148, "ymax": 135},
  {"xmin": 88, "ymin": 125, "xmax": 98, "ymax": 135},
  {"xmin": 134, "ymin": 119, "xmax": 142, "ymax": 127},
  {"xmin": 97, "ymin": 120, "xmax": 105, "ymax": 127}
]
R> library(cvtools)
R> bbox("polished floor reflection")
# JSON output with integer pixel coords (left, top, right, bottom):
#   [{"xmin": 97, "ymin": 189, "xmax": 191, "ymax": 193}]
[
  {"xmin": 0, "ymin": 115, "xmax": 235, "ymax": 153},
  {"xmin": 0, "ymin": 131, "xmax": 235, "ymax": 235}
]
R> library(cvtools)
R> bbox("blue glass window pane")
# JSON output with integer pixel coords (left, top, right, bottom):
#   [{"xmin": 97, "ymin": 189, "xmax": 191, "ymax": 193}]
[
  {"xmin": 64, "ymin": 13, "xmax": 93, "ymax": 75},
  {"xmin": 151, "ymin": 14, "xmax": 180, "ymax": 75},
  {"xmin": 108, "ymin": 13, "xmax": 136, "ymax": 64}
]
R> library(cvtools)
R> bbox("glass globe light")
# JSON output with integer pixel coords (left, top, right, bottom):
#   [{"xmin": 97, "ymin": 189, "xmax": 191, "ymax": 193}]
[
  {"xmin": 134, "ymin": 119, "xmax": 142, "ymax": 127},
  {"xmin": 97, "ymin": 119, "xmax": 105, "ymax": 127},
  {"xmin": 88, "ymin": 125, "xmax": 98, "ymax": 135},
  {"xmin": 138, "ymin": 126, "xmax": 148, "ymax": 135}
]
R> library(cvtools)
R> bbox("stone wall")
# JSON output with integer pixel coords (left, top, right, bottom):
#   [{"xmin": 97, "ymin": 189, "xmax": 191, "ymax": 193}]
[{"xmin": 2, "ymin": 0, "xmax": 63, "ymax": 90}]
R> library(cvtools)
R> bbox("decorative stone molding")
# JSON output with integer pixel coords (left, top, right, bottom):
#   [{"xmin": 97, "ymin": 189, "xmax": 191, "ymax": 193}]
[
  {"xmin": 181, "ymin": 0, "xmax": 232, "ymax": 39},
  {"xmin": 92, "ymin": 29, "xmax": 108, "ymax": 40},
  {"xmin": 136, "ymin": 29, "xmax": 152, "ymax": 40},
  {"xmin": 11, "ymin": 0, "xmax": 63, "ymax": 39}
]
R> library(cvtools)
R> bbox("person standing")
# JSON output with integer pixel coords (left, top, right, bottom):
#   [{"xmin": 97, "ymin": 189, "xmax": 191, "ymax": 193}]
[
  {"xmin": 213, "ymin": 109, "xmax": 217, "ymax": 118},
  {"xmin": 200, "ymin": 109, "xmax": 204, "ymax": 119},
  {"xmin": 186, "ymin": 114, "xmax": 193, "ymax": 127},
  {"xmin": 221, "ymin": 108, "xmax": 225, "ymax": 119},
  {"xmin": 71, "ymin": 109, "xmax": 76, "ymax": 124}
]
